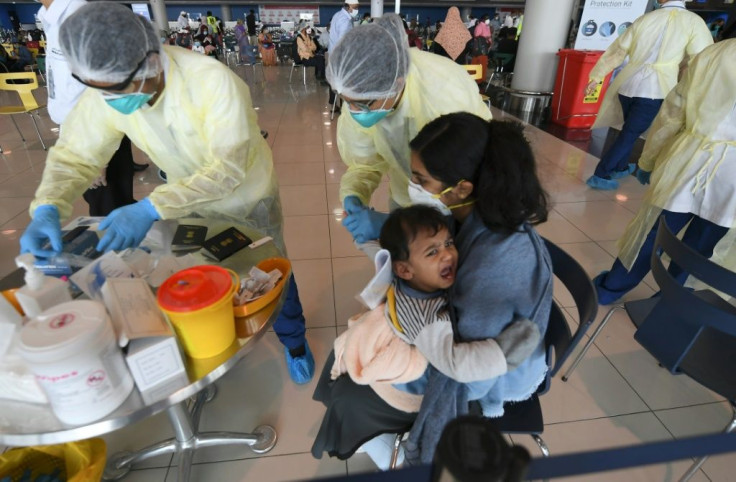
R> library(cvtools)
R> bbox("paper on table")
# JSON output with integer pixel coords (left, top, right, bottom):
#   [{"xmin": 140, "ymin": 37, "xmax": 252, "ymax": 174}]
[{"xmin": 356, "ymin": 248, "xmax": 393, "ymax": 310}]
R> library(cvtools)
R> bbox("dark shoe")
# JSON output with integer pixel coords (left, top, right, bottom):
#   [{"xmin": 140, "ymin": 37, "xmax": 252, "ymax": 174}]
[
  {"xmin": 260, "ymin": 130, "xmax": 268, "ymax": 139},
  {"xmin": 132, "ymin": 162, "xmax": 149, "ymax": 172},
  {"xmin": 158, "ymin": 169, "xmax": 167, "ymax": 182}
]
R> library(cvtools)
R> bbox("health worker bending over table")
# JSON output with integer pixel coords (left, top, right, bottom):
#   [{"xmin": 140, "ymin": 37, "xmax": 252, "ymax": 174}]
[
  {"xmin": 328, "ymin": 14, "xmax": 491, "ymax": 243},
  {"xmin": 18, "ymin": 3, "xmax": 316, "ymax": 385}
]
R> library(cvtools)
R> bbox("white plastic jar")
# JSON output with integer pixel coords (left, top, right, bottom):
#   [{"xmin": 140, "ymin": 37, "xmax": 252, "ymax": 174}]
[{"xmin": 17, "ymin": 300, "xmax": 134, "ymax": 425}]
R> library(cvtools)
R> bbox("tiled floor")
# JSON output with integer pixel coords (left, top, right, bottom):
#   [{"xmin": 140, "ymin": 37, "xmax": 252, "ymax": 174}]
[{"xmin": 0, "ymin": 62, "xmax": 733, "ymax": 481}]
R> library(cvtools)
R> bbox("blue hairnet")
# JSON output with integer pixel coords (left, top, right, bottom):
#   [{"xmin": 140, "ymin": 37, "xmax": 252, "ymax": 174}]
[
  {"xmin": 326, "ymin": 14, "xmax": 410, "ymax": 100},
  {"xmin": 59, "ymin": 3, "xmax": 161, "ymax": 84}
]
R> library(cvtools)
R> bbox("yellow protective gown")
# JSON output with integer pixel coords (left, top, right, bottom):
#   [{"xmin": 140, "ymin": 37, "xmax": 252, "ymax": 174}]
[
  {"xmin": 616, "ymin": 39, "xmax": 736, "ymax": 274},
  {"xmin": 31, "ymin": 45, "xmax": 283, "ymax": 247},
  {"xmin": 589, "ymin": 6, "xmax": 712, "ymax": 130},
  {"xmin": 337, "ymin": 49, "xmax": 492, "ymax": 207}
]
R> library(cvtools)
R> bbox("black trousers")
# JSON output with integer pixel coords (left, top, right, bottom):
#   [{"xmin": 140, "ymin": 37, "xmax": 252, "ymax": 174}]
[
  {"xmin": 82, "ymin": 136, "xmax": 135, "ymax": 216},
  {"xmin": 302, "ymin": 55, "xmax": 325, "ymax": 78}
]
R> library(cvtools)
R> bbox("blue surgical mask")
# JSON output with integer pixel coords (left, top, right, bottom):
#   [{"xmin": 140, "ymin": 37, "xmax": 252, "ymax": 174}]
[
  {"xmin": 103, "ymin": 77, "xmax": 156, "ymax": 115},
  {"xmin": 350, "ymin": 109, "xmax": 392, "ymax": 128},
  {"xmin": 105, "ymin": 93, "xmax": 154, "ymax": 115}
]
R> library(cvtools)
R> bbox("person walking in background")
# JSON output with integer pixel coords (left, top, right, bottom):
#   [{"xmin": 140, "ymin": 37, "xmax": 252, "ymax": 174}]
[
  {"xmin": 328, "ymin": 2, "xmax": 360, "ymax": 107},
  {"xmin": 258, "ymin": 26, "xmax": 277, "ymax": 66},
  {"xmin": 584, "ymin": 0, "xmax": 712, "ymax": 191},
  {"xmin": 246, "ymin": 9, "xmax": 258, "ymax": 46},
  {"xmin": 177, "ymin": 11, "xmax": 189, "ymax": 30}
]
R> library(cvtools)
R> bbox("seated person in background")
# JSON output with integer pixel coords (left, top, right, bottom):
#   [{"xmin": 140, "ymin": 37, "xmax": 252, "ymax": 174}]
[
  {"xmin": 8, "ymin": 43, "xmax": 33, "ymax": 72},
  {"xmin": 296, "ymin": 26, "xmax": 326, "ymax": 80},
  {"xmin": 315, "ymin": 204, "xmax": 541, "ymax": 470},
  {"xmin": 175, "ymin": 29, "xmax": 192, "ymax": 49},
  {"xmin": 191, "ymin": 40, "xmax": 205, "ymax": 54},
  {"xmin": 259, "ymin": 26, "xmax": 278, "ymax": 66},
  {"xmin": 202, "ymin": 33, "xmax": 218, "ymax": 58},
  {"xmin": 495, "ymin": 27, "xmax": 518, "ymax": 71}
]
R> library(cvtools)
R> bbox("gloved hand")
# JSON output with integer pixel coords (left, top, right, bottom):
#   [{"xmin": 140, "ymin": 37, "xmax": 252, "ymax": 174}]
[
  {"xmin": 96, "ymin": 198, "xmax": 159, "ymax": 252},
  {"xmin": 496, "ymin": 319, "xmax": 541, "ymax": 370},
  {"xmin": 343, "ymin": 195, "xmax": 365, "ymax": 215},
  {"xmin": 19, "ymin": 205, "xmax": 63, "ymax": 258},
  {"xmin": 342, "ymin": 208, "xmax": 389, "ymax": 244},
  {"xmin": 636, "ymin": 169, "xmax": 651, "ymax": 185}
]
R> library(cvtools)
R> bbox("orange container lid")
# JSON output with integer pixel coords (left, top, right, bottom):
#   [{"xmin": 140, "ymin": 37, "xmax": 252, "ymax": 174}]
[{"xmin": 157, "ymin": 265, "xmax": 233, "ymax": 312}]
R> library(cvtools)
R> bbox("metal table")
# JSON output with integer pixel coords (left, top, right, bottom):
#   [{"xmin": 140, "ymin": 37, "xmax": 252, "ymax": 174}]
[{"xmin": 0, "ymin": 219, "xmax": 288, "ymax": 482}]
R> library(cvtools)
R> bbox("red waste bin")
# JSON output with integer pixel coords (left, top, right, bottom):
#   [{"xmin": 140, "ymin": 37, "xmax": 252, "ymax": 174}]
[{"xmin": 550, "ymin": 49, "xmax": 612, "ymax": 129}]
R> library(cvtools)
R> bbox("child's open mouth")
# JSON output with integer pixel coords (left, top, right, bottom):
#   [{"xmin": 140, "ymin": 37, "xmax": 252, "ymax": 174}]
[{"xmin": 440, "ymin": 265, "xmax": 455, "ymax": 281}]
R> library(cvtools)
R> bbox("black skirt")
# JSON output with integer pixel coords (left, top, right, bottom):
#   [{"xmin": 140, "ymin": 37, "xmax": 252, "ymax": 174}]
[{"xmin": 311, "ymin": 351, "xmax": 418, "ymax": 460}]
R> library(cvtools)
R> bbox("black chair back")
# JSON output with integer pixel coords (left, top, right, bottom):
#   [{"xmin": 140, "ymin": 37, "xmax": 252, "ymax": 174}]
[
  {"xmin": 634, "ymin": 217, "xmax": 736, "ymax": 374},
  {"xmin": 542, "ymin": 239, "xmax": 598, "ymax": 377}
]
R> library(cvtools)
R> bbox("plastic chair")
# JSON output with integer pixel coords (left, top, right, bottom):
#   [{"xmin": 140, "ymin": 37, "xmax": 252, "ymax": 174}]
[
  {"xmin": 239, "ymin": 45, "xmax": 264, "ymax": 81},
  {"xmin": 0, "ymin": 72, "xmax": 47, "ymax": 150},
  {"xmin": 389, "ymin": 238, "xmax": 598, "ymax": 467},
  {"xmin": 486, "ymin": 53, "xmax": 515, "ymax": 92},
  {"xmin": 288, "ymin": 41, "xmax": 309, "ymax": 86},
  {"xmin": 569, "ymin": 218, "xmax": 736, "ymax": 481},
  {"xmin": 462, "ymin": 64, "xmax": 491, "ymax": 108}
]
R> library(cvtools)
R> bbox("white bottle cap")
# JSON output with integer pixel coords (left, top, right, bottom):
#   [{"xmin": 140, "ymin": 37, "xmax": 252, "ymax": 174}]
[{"xmin": 15, "ymin": 253, "xmax": 44, "ymax": 291}]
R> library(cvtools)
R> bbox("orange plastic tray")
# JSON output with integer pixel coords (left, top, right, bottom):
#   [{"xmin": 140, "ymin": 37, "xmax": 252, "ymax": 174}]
[{"xmin": 232, "ymin": 257, "xmax": 291, "ymax": 318}]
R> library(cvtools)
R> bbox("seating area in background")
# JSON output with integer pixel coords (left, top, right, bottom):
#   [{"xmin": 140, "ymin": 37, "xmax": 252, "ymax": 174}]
[{"xmin": 0, "ymin": 71, "xmax": 47, "ymax": 150}]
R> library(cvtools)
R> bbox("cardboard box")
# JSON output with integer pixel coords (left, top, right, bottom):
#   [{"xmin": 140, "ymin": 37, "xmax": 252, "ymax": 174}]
[{"xmin": 101, "ymin": 278, "xmax": 187, "ymax": 395}]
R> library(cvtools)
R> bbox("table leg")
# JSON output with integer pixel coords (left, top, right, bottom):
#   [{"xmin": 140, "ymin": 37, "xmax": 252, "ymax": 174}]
[{"xmin": 103, "ymin": 384, "xmax": 277, "ymax": 481}]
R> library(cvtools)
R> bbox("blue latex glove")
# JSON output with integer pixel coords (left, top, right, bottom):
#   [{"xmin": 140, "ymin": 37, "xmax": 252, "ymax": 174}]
[
  {"xmin": 20, "ymin": 205, "xmax": 63, "ymax": 258},
  {"xmin": 343, "ymin": 195, "xmax": 365, "ymax": 215},
  {"xmin": 636, "ymin": 169, "xmax": 651, "ymax": 185},
  {"xmin": 96, "ymin": 198, "xmax": 159, "ymax": 252},
  {"xmin": 342, "ymin": 208, "xmax": 389, "ymax": 244}
]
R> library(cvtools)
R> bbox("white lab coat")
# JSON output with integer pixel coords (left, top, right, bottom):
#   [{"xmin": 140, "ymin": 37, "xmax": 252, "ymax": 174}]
[{"xmin": 36, "ymin": 0, "xmax": 87, "ymax": 124}]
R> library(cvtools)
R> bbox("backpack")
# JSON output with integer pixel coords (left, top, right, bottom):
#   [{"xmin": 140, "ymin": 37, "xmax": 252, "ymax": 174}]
[{"xmin": 470, "ymin": 36, "xmax": 487, "ymax": 57}]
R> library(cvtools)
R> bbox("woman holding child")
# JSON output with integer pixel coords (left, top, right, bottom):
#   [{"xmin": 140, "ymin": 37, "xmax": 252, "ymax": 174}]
[{"xmin": 311, "ymin": 113, "xmax": 553, "ymax": 467}]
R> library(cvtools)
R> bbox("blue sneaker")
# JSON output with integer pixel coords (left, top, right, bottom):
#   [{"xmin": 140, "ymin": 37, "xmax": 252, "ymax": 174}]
[
  {"xmin": 285, "ymin": 341, "xmax": 315, "ymax": 384},
  {"xmin": 586, "ymin": 175, "xmax": 619, "ymax": 190},
  {"xmin": 610, "ymin": 164, "xmax": 636, "ymax": 180}
]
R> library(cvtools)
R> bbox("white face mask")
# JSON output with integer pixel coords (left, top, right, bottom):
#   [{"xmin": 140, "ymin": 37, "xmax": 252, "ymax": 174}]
[
  {"xmin": 407, "ymin": 180, "xmax": 452, "ymax": 216},
  {"xmin": 350, "ymin": 8, "xmax": 360, "ymax": 18},
  {"xmin": 485, "ymin": 19, "xmax": 491, "ymax": 25}
]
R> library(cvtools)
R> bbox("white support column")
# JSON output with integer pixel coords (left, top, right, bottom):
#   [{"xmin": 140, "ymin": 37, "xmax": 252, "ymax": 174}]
[
  {"xmin": 371, "ymin": 0, "xmax": 383, "ymax": 19},
  {"xmin": 221, "ymin": 5, "xmax": 232, "ymax": 22},
  {"xmin": 511, "ymin": 0, "xmax": 575, "ymax": 92},
  {"xmin": 149, "ymin": 0, "xmax": 169, "ymax": 35},
  {"xmin": 394, "ymin": 0, "xmax": 400, "ymax": 15}
]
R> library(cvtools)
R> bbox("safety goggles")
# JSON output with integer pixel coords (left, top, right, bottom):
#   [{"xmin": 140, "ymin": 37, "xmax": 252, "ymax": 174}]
[
  {"xmin": 342, "ymin": 97, "xmax": 379, "ymax": 113},
  {"xmin": 72, "ymin": 50, "xmax": 159, "ymax": 92}
]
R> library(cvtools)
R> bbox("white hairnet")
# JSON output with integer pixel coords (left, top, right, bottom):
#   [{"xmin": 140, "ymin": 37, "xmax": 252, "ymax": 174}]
[
  {"xmin": 326, "ymin": 13, "xmax": 410, "ymax": 100},
  {"xmin": 59, "ymin": 3, "xmax": 161, "ymax": 84}
]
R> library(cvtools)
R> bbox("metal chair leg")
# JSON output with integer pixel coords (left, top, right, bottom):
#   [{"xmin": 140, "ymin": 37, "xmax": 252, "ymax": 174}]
[
  {"xmin": 678, "ymin": 402, "xmax": 736, "ymax": 482},
  {"xmin": 531, "ymin": 433, "xmax": 550, "ymax": 457},
  {"xmin": 389, "ymin": 432, "xmax": 404, "ymax": 469},
  {"xmin": 9, "ymin": 115, "xmax": 25, "ymax": 142},
  {"xmin": 289, "ymin": 63, "xmax": 295, "ymax": 83},
  {"xmin": 562, "ymin": 305, "xmax": 623, "ymax": 381},
  {"xmin": 28, "ymin": 112, "xmax": 47, "ymax": 150},
  {"xmin": 330, "ymin": 92, "xmax": 337, "ymax": 121},
  {"xmin": 302, "ymin": 65, "xmax": 306, "ymax": 86}
]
